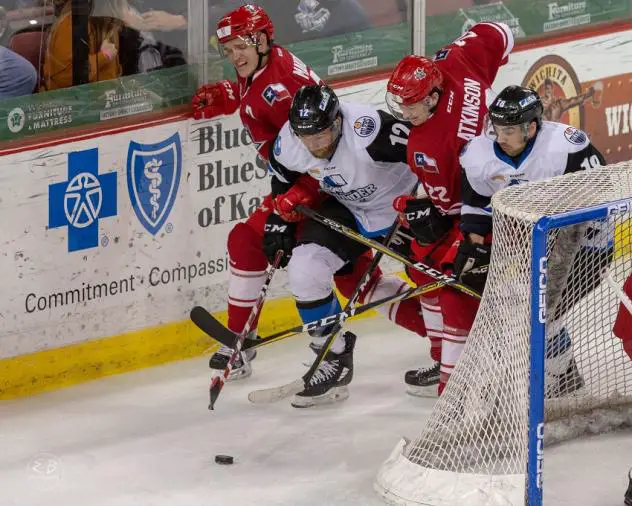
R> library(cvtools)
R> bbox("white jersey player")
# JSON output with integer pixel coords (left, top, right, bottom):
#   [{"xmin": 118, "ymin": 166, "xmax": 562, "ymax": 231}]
[
  {"xmin": 456, "ymin": 85, "xmax": 608, "ymax": 397},
  {"xmin": 265, "ymin": 84, "xmax": 418, "ymax": 407}
]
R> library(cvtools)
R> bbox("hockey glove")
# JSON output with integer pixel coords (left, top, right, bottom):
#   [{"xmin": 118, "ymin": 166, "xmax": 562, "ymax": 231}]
[
  {"xmin": 262, "ymin": 213, "xmax": 296, "ymax": 268},
  {"xmin": 272, "ymin": 175, "xmax": 322, "ymax": 222},
  {"xmin": 192, "ymin": 80, "xmax": 239, "ymax": 120},
  {"xmin": 393, "ymin": 196, "xmax": 453, "ymax": 245},
  {"xmin": 453, "ymin": 237, "xmax": 491, "ymax": 294}
]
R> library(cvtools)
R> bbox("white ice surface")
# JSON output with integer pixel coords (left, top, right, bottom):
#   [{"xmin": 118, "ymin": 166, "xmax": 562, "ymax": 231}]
[{"xmin": 0, "ymin": 317, "xmax": 630, "ymax": 506}]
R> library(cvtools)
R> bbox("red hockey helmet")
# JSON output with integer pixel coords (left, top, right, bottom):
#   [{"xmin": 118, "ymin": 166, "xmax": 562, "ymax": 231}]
[
  {"xmin": 386, "ymin": 55, "xmax": 443, "ymax": 119},
  {"xmin": 216, "ymin": 4, "xmax": 275, "ymax": 44}
]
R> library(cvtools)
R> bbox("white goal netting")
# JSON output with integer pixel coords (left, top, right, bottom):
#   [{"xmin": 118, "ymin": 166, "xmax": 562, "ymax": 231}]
[{"xmin": 375, "ymin": 162, "xmax": 632, "ymax": 506}]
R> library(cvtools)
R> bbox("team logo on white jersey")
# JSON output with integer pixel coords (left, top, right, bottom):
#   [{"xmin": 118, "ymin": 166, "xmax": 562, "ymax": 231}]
[
  {"xmin": 273, "ymin": 136, "xmax": 282, "ymax": 156},
  {"xmin": 564, "ymin": 127, "xmax": 587, "ymax": 145},
  {"xmin": 323, "ymin": 174, "xmax": 347, "ymax": 187},
  {"xmin": 262, "ymin": 84, "xmax": 291, "ymax": 106},
  {"xmin": 353, "ymin": 116, "xmax": 376, "ymax": 137},
  {"xmin": 414, "ymin": 152, "xmax": 439, "ymax": 174}
]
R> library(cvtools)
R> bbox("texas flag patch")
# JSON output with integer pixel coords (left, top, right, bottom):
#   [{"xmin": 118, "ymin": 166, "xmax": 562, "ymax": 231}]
[
  {"xmin": 263, "ymin": 84, "xmax": 291, "ymax": 106},
  {"xmin": 414, "ymin": 152, "xmax": 439, "ymax": 174}
]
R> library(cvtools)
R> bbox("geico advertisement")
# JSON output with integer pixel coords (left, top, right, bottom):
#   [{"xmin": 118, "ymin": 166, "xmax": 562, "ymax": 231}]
[
  {"xmin": 0, "ymin": 117, "xmax": 268, "ymax": 357},
  {"xmin": 495, "ymin": 27, "xmax": 632, "ymax": 164}
]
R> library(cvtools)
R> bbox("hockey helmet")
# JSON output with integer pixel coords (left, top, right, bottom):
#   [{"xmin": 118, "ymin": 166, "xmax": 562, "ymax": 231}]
[
  {"xmin": 216, "ymin": 4, "xmax": 274, "ymax": 44},
  {"xmin": 289, "ymin": 85, "xmax": 340, "ymax": 136},
  {"xmin": 386, "ymin": 55, "xmax": 443, "ymax": 120},
  {"xmin": 488, "ymin": 86, "xmax": 543, "ymax": 128}
]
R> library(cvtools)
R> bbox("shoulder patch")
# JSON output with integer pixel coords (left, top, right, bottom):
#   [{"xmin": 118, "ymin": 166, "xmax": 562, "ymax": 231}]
[
  {"xmin": 433, "ymin": 48, "xmax": 451, "ymax": 61},
  {"xmin": 273, "ymin": 136, "xmax": 282, "ymax": 157},
  {"xmin": 353, "ymin": 116, "xmax": 376, "ymax": 137},
  {"xmin": 414, "ymin": 152, "xmax": 439, "ymax": 174},
  {"xmin": 564, "ymin": 127, "xmax": 587, "ymax": 145},
  {"xmin": 263, "ymin": 84, "xmax": 291, "ymax": 106}
]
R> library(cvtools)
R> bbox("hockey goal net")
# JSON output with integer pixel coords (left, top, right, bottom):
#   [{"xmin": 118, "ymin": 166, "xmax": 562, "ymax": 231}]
[{"xmin": 375, "ymin": 162, "xmax": 632, "ymax": 506}]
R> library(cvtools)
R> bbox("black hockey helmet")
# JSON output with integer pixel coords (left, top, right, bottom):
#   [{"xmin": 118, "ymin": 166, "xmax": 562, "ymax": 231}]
[
  {"xmin": 488, "ymin": 86, "xmax": 544, "ymax": 128},
  {"xmin": 289, "ymin": 85, "xmax": 340, "ymax": 136}
]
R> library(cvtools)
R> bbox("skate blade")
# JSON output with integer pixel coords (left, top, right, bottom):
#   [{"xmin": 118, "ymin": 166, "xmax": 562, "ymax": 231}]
[
  {"xmin": 291, "ymin": 385, "xmax": 350, "ymax": 408},
  {"xmin": 406, "ymin": 384, "xmax": 438, "ymax": 398}
]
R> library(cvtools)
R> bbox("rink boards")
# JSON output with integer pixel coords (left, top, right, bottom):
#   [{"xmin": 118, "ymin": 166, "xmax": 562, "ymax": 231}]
[{"xmin": 1, "ymin": 23, "xmax": 632, "ymax": 400}]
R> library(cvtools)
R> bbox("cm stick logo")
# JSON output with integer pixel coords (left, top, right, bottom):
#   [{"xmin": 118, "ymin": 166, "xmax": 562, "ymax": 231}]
[{"xmin": 48, "ymin": 148, "xmax": 117, "ymax": 252}]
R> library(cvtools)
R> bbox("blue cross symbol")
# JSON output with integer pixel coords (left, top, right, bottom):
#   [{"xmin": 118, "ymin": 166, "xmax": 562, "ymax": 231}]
[{"xmin": 48, "ymin": 148, "xmax": 117, "ymax": 252}]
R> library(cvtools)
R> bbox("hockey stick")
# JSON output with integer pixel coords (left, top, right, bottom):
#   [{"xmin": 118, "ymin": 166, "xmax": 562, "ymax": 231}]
[
  {"xmin": 200, "ymin": 249, "xmax": 284, "ymax": 410},
  {"xmin": 296, "ymin": 205, "xmax": 482, "ymax": 300},
  {"xmin": 248, "ymin": 212, "xmax": 406, "ymax": 404},
  {"xmin": 193, "ymin": 281, "xmax": 443, "ymax": 352},
  {"xmin": 605, "ymin": 270, "xmax": 632, "ymax": 314}
]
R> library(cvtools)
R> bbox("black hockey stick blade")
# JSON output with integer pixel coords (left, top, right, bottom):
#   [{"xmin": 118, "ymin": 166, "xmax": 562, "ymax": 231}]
[{"xmin": 190, "ymin": 306, "xmax": 242, "ymax": 347}]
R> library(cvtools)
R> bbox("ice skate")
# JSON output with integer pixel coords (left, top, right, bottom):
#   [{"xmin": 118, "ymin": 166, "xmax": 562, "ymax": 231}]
[
  {"xmin": 404, "ymin": 362, "xmax": 440, "ymax": 397},
  {"xmin": 291, "ymin": 332, "xmax": 356, "ymax": 408}
]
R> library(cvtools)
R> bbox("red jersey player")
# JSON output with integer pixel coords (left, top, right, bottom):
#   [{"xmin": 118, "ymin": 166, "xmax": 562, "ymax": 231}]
[
  {"xmin": 191, "ymin": 4, "xmax": 427, "ymax": 381},
  {"xmin": 613, "ymin": 274, "xmax": 632, "ymax": 361},
  {"xmin": 386, "ymin": 22, "xmax": 514, "ymax": 395}
]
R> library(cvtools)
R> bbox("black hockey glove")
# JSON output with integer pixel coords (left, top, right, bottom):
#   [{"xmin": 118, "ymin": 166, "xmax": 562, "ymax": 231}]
[
  {"xmin": 452, "ymin": 237, "xmax": 491, "ymax": 294},
  {"xmin": 389, "ymin": 227, "xmax": 415, "ymax": 256},
  {"xmin": 262, "ymin": 213, "xmax": 296, "ymax": 268},
  {"xmin": 394, "ymin": 196, "xmax": 453, "ymax": 245}
]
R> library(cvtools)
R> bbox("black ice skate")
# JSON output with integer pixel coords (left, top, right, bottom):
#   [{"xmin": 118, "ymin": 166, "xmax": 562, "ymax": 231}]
[
  {"xmin": 625, "ymin": 467, "xmax": 632, "ymax": 506},
  {"xmin": 405, "ymin": 362, "xmax": 440, "ymax": 397},
  {"xmin": 291, "ymin": 332, "xmax": 356, "ymax": 408},
  {"xmin": 209, "ymin": 335, "xmax": 257, "ymax": 380},
  {"xmin": 545, "ymin": 357, "xmax": 585, "ymax": 399}
]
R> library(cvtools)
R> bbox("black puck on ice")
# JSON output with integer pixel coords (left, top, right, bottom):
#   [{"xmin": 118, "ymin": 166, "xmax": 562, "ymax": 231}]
[{"xmin": 214, "ymin": 454, "xmax": 234, "ymax": 465}]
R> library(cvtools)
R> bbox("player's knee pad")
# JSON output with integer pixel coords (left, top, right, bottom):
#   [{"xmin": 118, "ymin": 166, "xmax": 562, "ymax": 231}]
[
  {"xmin": 227, "ymin": 222, "xmax": 267, "ymax": 271},
  {"xmin": 288, "ymin": 243, "xmax": 345, "ymax": 302}
]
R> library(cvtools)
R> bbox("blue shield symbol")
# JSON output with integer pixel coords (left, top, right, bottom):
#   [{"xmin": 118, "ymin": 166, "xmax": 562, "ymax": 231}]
[{"xmin": 127, "ymin": 133, "xmax": 182, "ymax": 235}]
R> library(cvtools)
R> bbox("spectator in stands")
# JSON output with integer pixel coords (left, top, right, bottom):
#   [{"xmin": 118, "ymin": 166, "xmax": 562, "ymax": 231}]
[
  {"xmin": 208, "ymin": 1, "xmax": 371, "ymax": 46},
  {"xmin": 43, "ymin": 0, "xmax": 124, "ymax": 90},
  {"xmin": 129, "ymin": 0, "xmax": 187, "ymax": 56},
  {"xmin": 0, "ymin": 44, "xmax": 37, "ymax": 98}
]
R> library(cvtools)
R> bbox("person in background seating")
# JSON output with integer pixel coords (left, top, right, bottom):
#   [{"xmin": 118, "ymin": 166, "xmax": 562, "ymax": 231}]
[
  {"xmin": 43, "ymin": 0, "xmax": 124, "ymax": 90},
  {"xmin": 0, "ymin": 44, "xmax": 37, "ymax": 98}
]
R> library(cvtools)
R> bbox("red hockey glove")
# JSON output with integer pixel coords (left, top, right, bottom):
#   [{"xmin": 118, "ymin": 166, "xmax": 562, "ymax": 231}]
[
  {"xmin": 272, "ymin": 176, "xmax": 322, "ymax": 222},
  {"xmin": 192, "ymin": 80, "xmax": 239, "ymax": 120}
]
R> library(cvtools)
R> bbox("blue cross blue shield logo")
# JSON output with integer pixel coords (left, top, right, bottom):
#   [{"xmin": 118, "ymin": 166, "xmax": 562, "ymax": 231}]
[
  {"xmin": 127, "ymin": 133, "xmax": 182, "ymax": 235},
  {"xmin": 48, "ymin": 148, "xmax": 117, "ymax": 252}
]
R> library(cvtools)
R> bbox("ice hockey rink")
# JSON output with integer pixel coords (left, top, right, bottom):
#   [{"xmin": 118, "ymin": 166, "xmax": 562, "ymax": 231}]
[{"xmin": 1, "ymin": 316, "xmax": 631, "ymax": 506}]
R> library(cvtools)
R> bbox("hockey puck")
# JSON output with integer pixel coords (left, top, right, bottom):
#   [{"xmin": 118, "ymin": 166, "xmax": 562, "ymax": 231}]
[{"xmin": 214, "ymin": 454, "xmax": 234, "ymax": 465}]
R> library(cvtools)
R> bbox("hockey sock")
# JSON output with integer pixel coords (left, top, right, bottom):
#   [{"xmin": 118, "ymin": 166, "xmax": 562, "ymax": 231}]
[
  {"xmin": 420, "ymin": 295, "xmax": 443, "ymax": 363},
  {"xmin": 545, "ymin": 322, "xmax": 573, "ymax": 375},
  {"xmin": 226, "ymin": 223, "xmax": 269, "ymax": 334},
  {"xmin": 296, "ymin": 292, "xmax": 346, "ymax": 354}
]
